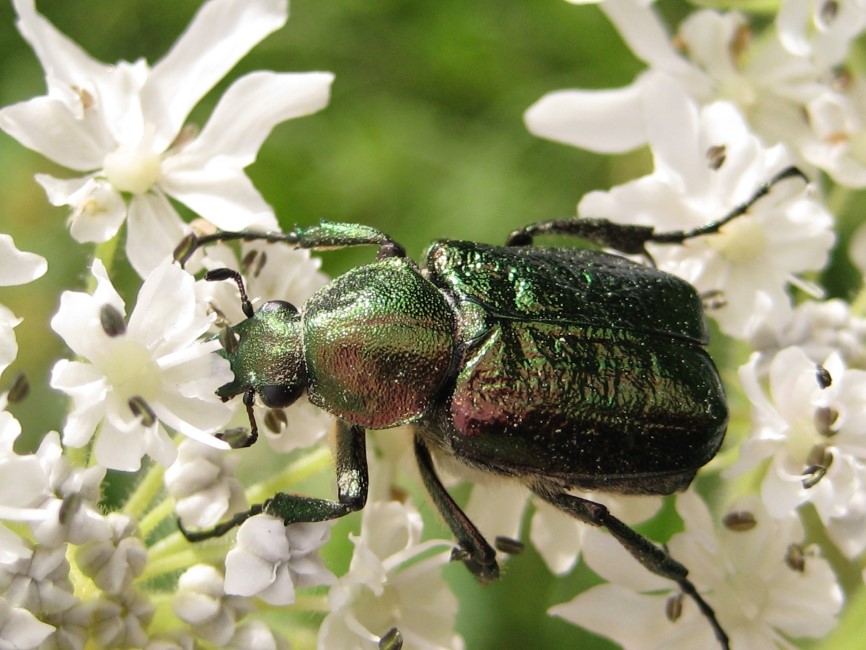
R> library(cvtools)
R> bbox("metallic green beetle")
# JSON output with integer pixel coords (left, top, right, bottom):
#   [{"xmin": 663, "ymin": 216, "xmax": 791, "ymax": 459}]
[{"xmin": 176, "ymin": 168, "xmax": 805, "ymax": 650}]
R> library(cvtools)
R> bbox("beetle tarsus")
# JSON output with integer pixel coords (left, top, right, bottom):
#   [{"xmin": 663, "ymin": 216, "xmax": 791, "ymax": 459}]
[{"xmin": 178, "ymin": 503, "xmax": 264, "ymax": 541}]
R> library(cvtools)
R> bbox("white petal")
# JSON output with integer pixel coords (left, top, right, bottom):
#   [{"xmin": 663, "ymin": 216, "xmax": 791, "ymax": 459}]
[
  {"xmin": 141, "ymin": 0, "xmax": 289, "ymax": 149},
  {"xmin": 224, "ymin": 547, "xmax": 278, "ymax": 596},
  {"xmin": 550, "ymin": 584, "xmax": 680, "ymax": 649},
  {"xmin": 93, "ymin": 419, "xmax": 146, "ymax": 471},
  {"xmin": 0, "ymin": 311, "xmax": 19, "ymax": 377},
  {"xmin": 776, "ymin": 0, "xmax": 812, "ymax": 58},
  {"xmin": 601, "ymin": 0, "xmax": 691, "ymax": 74},
  {"xmin": 127, "ymin": 262, "xmax": 196, "ymax": 347},
  {"xmin": 0, "ymin": 456, "xmax": 47, "ymax": 508},
  {"xmin": 12, "ymin": 0, "xmax": 114, "ymax": 93},
  {"xmin": 0, "ymin": 524, "xmax": 33, "ymax": 563},
  {"xmin": 0, "ymin": 235, "xmax": 47, "ymax": 285},
  {"xmin": 530, "ymin": 501, "xmax": 584, "ymax": 575},
  {"xmin": 0, "ymin": 599, "xmax": 55, "ymax": 648},
  {"xmin": 173, "ymin": 71, "xmax": 334, "ymax": 168},
  {"xmin": 65, "ymin": 179, "xmax": 128, "ymax": 244},
  {"xmin": 159, "ymin": 162, "xmax": 274, "ymax": 231},
  {"xmin": 524, "ymin": 84, "xmax": 647, "ymax": 153},
  {"xmin": 125, "ymin": 192, "xmax": 188, "ymax": 277},
  {"xmin": 50, "ymin": 293, "xmax": 103, "ymax": 360},
  {"xmin": 34, "ymin": 173, "xmax": 89, "ymax": 207},
  {"xmin": 257, "ymin": 563, "xmax": 297, "ymax": 605},
  {"xmin": 642, "ymin": 75, "xmax": 704, "ymax": 192},
  {"xmin": 0, "ymin": 97, "xmax": 107, "ymax": 170},
  {"xmin": 464, "ymin": 482, "xmax": 526, "ymax": 544},
  {"xmin": 581, "ymin": 526, "xmax": 668, "ymax": 591}
]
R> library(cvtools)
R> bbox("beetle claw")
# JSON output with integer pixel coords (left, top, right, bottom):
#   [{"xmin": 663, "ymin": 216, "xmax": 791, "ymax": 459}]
[{"xmin": 451, "ymin": 546, "xmax": 500, "ymax": 582}]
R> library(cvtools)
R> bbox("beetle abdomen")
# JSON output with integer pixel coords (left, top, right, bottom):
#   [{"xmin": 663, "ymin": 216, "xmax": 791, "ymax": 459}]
[
  {"xmin": 445, "ymin": 319, "xmax": 727, "ymax": 492},
  {"xmin": 303, "ymin": 257, "xmax": 456, "ymax": 429}
]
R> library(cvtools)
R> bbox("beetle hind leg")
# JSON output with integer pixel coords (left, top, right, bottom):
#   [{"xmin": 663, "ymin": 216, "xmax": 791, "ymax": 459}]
[
  {"xmin": 531, "ymin": 485, "xmax": 730, "ymax": 650},
  {"xmin": 414, "ymin": 434, "xmax": 500, "ymax": 582}
]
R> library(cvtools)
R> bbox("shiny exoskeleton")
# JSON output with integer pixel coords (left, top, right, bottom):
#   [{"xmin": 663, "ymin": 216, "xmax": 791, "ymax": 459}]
[{"xmin": 175, "ymin": 167, "xmax": 806, "ymax": 650}]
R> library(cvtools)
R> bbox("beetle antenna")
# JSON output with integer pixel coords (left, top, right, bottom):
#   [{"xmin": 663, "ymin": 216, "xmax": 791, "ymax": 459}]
[{"xmin": 205, "ymin": 268, "xmax": 255, "ymax": 319}]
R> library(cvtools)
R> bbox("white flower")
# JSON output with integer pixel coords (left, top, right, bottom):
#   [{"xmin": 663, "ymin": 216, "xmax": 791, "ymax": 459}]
[
  {"xmin": 524, "ymin": 3, "xmax": 866, "ymax": 186},
  {"xmin": 29, "ymin": 431, "xmax": 111, "ymax": 547},
  {"xmin": 577, "ymin": 88, "xmax": 834, "ymax": 338},
  {"xmin": 799, "ymin": 75, "xmax": 866, "ymax": 188},
  {"xmin": 228, "ymin": 620, "xmax": 290, "ymax": 650},
  {"xmin": 731, "ymin": 346, "xmax": 866, "ymax": 558},
  {"xmin": 319, "ymin": 501, "xmax": 462, "ymax": 650},
  {"xmin": 464, "ymin": 482, "xmax": 661, "ymax": 576},
  {"xmin": 174, "ymin": 564, "xmax": 250, "ymax": 645},
  {"xmin": 777, "ymin": 0, "xmax": 866, "ymax": 66},
  {"xmin": 749, "ymin": 299, "xmax": 866, "ymax": 371},
  {"xmin": 0, "ymin": 413, "xmax": 53, "ymax": 562},
  {"xmin": 526, "ymin": 6, "xmax": 820, "ymax": 150},
  {"xmin": 165, "ymin": 439, "xmax": 248, "ymax": 530},
  {"xmin": 0, "ymin": 235, "xmax": 47, "ymax": 288},
  {"xmin": 0, "ymin": 596, "xmax": 55, "ymax": 650},
  {"xmin": 224, "ymin": 514, "xmax": 334, "ymax": 605},
  {"xmin": 49, "ymin": 259, "xmax": 233, "ymax": 471},
  {"xmin": 90, "ymin": 589, "xmax": 154, "ymax": 649},
  {"xmin": 74, "ymin": 514, "xmax": 147, "ymax": 595},
  {"xmin": 551, "ymin": 492, "xmax": 842, "ymax": 648},
  {"xmin": 0, "ymin": 0, "xmax": 334, "ymax": 276},
  {"xmin": 0, "ymin": 234, "xmax": 47, "ymax": 376},
  {"xmin": 197, "ymin": 242, "xmax": 332, "ymax": 452},
  {"xmin": 0, "ymin": 546, "xmax": 77, "ymax": 619}
]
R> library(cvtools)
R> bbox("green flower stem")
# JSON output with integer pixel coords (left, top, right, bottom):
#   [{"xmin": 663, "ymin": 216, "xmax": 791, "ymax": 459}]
[
  {"xmin": 246, "ymin": 445, "xmax": 333, "ymax": 504},
  {"xmin": 137, "ymin": 496, "xmax": 176, "ymax": 540},
  {"xmin": 138, "ymin": 536, "xmax": 231, "ymax": 582},
  {"xmin": 851, "ymin": 285, "xmax": 866, "ymax": 318},
  {"xmin": 146, "ymin": 594, "xmax": 185, "ymax": 638},
  {"xmin": 124, "ymin": 462, "xmax": 166, "ymax": 523}
]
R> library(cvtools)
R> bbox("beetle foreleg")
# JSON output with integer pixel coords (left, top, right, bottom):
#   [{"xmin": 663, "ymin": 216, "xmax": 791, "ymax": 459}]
[
  {"xmin": 531, "ymin": 487, "xmax": 730, "ymax": 650},
  {"xmin": 414, "ymin": 435, "xmax": 500, "ymax": 582},
  {"xmin": 180, "ymin": 421, "xmax": 368, "ymax": 541},
  {"xmin": 174, "ymin": 221, "xmax": 405, "ymax": 266}
]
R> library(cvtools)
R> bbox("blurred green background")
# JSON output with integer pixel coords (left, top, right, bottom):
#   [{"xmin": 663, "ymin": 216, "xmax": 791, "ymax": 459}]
[{"xmin": 0, "ymin": 1, "xmax": 857, "ymax": 649}]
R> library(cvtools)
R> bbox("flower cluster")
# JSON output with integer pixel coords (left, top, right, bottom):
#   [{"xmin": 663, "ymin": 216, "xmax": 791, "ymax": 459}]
[
  {"xmin": 513, "ymin": 0, "xmax": 866, "ymax": 646},
  {"xmin": 0, "ymin": 0, "xmax": 864, "ymax": 649}
]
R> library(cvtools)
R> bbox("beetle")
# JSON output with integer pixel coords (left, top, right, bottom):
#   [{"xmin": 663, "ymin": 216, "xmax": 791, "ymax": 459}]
[{"xmin": 175, "ymin": 166, "xmax": 806, "ymax": 650}]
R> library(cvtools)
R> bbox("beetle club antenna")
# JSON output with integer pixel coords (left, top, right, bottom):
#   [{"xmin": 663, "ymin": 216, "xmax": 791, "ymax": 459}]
[{"xmin": 204, "ymin": 268, "xmax": 255, "ymax": 319}]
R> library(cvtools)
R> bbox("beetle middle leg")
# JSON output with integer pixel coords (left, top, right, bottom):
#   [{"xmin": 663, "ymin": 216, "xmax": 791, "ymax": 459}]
[
  {"xmin": 531, "ymin": 485, "xmax": 730, "ymax": 650},
  {"xmin": 414, "ymin": 434, "xmax": 500, "ymax": 582},
  {"xmin": 180, "ymin": 420, "xmax": 368, "ymax": 541},
  {"xmin": 507, "ymin": 165, "xmax": 806, "ymax": 259}
]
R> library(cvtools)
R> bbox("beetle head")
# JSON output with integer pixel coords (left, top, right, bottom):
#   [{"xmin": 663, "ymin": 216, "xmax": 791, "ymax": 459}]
[{"xmin": 216, "ymin": 300, "xmax": 307, "ymax": 410}]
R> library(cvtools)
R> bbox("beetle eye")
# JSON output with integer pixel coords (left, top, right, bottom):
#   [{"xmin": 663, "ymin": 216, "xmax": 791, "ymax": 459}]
[
  {"xmin": 258, "ymin": 384, "xmax": 303, "ymax": 408},
  {"xmin": 259, "ymin": 300, "xmax": 298, "ymax": 315}
]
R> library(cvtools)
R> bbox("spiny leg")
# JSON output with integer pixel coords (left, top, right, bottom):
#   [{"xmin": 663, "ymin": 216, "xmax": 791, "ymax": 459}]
[
  {"xmin": 180, "ymin": 420, "xmax": 368, "ymax": 541},
  {"xmin": 507, "ymin": 165, "xmax": 807, "ymax": 258},
  {"xmin": 531, "ymin": 485, "xmax": 729, "ymax": 650},
  {"xmin": 414, "ymin": 434, "xmax": 499, "ymax": 582},
  {"xmin": 175, "ymin": 220, "xmax": 406, "ymax": 267}
]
